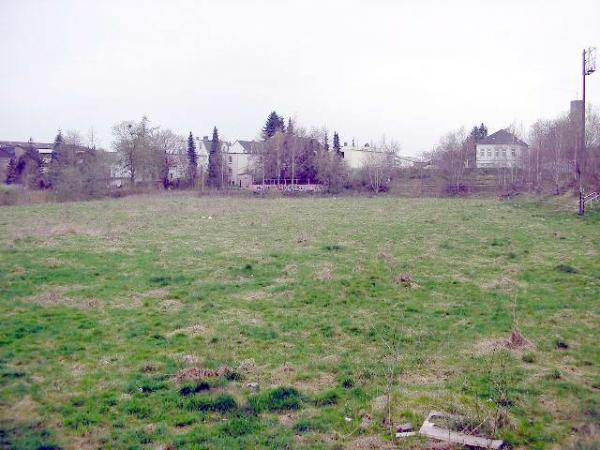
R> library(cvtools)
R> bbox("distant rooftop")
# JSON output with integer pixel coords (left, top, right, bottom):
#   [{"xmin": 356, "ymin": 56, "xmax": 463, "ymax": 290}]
[
  {"xmin": 479, "ymin": 129, "xmax": 528, "ymax": 147},
  {"xmin": 0, "ymin": 140, "xmax": 53, "ymax": 149}
]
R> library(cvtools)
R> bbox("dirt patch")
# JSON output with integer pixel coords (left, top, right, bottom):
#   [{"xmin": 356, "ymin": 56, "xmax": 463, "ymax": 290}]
[
  {"xmin": 317, "ymin": 266, "xmax": 334, "ymax": 281},
  {"xmin": 505, "ymin": 328, "xmax": 533, "ymax": 349},
  {"xmin": 378, "ymin": 247, "xmax": 397, "ymax": 266},
  {"xmin": 347, "ymin": 435, "xmax": 395, "ymax": 450},
  {"xmin": 25, "ymin": 287, "xmax": 98, "ymax": 309},
  {"xmin": 240, "ymin": 290, "xmax": 268, "ymax": 301},
  {"xmin": 295, "ymin": 372, "xmax": 336, "ymax": 393},
  {"xmin": 140, "ymin": 288, "xmax": 170, "ymax": 299},
  {"xmin": 283, "ymin": 264, "xmax": 297, "ymax": 275},
  {"xmin": 393, "ymin": 273, "xmax": 419, "ymax": 288},
  {"xmin": 159, "ymin": 299, "xmax": 182, "ymax": 312},
  {"xmin": 481, "ymin": 275, "xmax": 523, "ymax": 291},
  {"xmin": 0, "ymin": 395, "xmax": 39, "ymax": 422},
  {"xmin": 176, "ymin": 354, "xmax": 201, "ymax": 366},
  {"xmin": 271, "ymin": 363, "xmax": 296, "ymax": 385},
  {"xmin": 12, "ymin": 224, "xmax": 103, "ymax": 242},
  {"xmin": 167, "ymin": 324, "xmax": 214, "ymax": 338},
  {"xmin": 238, "ymin": 358, "xmax": 257, "ymax": 374},
  {"xmin": 278, "ymin": 411, "xmax": 298, "ymax": 428},
  {"xmin": 372, "ymin": 395, "xmax": 388, "ymax": 413},
  {"xmin": 172, "ymin": 365, "xmax": 235, "ymax": 383},
  {"xmin": 474, "ymin": 329, "xmax": 535, "ymax": 355},
  {"xmin": 116, "ymin": 288, "xmax": 171, "ymax": 310},
  {"xmin": 43, "ymin": 257, "xmax": 63, "ymax": 268}
]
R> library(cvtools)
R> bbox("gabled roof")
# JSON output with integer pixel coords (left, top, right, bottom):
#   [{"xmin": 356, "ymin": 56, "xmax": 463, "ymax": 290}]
[
  {"xmin": 479, "ymin": 129, "xmax": 528, "ymax": 147},
  {"xmin": 236, "ymin": 140, "xmax": 258, "ymax": 153}
]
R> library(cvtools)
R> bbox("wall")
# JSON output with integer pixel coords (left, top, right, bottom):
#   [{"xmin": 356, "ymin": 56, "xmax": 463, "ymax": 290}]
[{"xmin": 476, "ymin": 144, "xmax": 526, "ymax": 168}]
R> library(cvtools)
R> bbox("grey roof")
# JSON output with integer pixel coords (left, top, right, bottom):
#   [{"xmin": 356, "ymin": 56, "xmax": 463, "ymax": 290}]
[
  {"xmin": 236, "ymin": 140, "xmax": 258, "ymax": 152},
  {"xmin": 0, "ymin": 140, "xmax": 53, "ymax": 148},
  {"xmin": 479, "ymin": 130, "xmax": 528, "ymax": 147}
]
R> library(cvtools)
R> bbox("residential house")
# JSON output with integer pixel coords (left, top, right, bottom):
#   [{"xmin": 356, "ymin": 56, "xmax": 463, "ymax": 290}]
[
  {"xmin": 476, "ymin": 129, "xmax": 528, "ymax": 169},
  {"xmin": 226, "ymin": 140, "xmax": 257, "ymax": 188}
]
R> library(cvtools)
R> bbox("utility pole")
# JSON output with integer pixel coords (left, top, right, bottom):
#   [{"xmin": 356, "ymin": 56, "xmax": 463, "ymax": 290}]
[{"xmin": 579, "ymin": 47, "xmax": 596, "ymax": 215}]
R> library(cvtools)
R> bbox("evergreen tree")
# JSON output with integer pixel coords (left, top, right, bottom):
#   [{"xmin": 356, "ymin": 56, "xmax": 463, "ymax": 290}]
[
  {"xmin": 262, "ymin": 111, "xmax": 285, "ymax": 140},
  {"xmin": 479, "ymin": 123, "xmax": 488, "ymax": 139},
  {"xmin": 187, "ymin": 132, "xmax": 197, "ymax": 187},
  {"xmin": 470, "ymin": 123, "xmax": 488, "ymax": 142},
  {"xmin": 333, "ymin": 131, "xmax": 341, "ymax": 155},
  {"xmin": 208, "ymin": 127, "xmax": 221, "ymax": 188},
  {"xmin": 287, "ymin": 117, "xmax": 294, "ymax": 135},
  {"xmin": 51, "ymin": 130, "xmax": 64, "ymax": 162},
  {"xmin": 5, "ymin": 156, "xmax": 18, "ymax": 184},
  {"xmin": 23, "ymin": 145, "xmax": 44, "ymax": 188},
  {"xmin": 324, "ymin": 131, "xmax": 329, "ymax": 151}
]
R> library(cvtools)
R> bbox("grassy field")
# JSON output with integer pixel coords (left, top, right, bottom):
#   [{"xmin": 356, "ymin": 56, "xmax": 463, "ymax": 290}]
[{"xmin": 0, "ymin": 194, "xmax": 598, "ymax": 450}]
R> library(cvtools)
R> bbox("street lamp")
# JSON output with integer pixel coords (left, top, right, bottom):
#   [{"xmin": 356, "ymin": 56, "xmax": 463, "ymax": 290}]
[{"xmin": 579, "ymin": 47, "xmax": 596, "ymax": 215}]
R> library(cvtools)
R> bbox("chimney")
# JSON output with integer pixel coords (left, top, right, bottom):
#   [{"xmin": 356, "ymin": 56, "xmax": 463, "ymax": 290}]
[{"xmin": 343, "ymin": 142, "xmax": 348, "ymax": 147}]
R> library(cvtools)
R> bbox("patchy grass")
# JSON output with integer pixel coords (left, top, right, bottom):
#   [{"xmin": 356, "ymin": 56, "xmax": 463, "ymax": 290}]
[{"xmin": 0, "ymin": 194, "xmax": 599, "ymax": 449}]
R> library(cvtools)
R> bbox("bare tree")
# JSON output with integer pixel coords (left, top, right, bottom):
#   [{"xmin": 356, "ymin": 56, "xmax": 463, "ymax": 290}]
[
  {"xmin": 152, "ymin": 129, "xmax": 185, "ymax": 188},
  {"xmin": 431, "ymin": 128, "xmax": 468, "ymax": 193},
  {"xmin": 112, "ymin": 117, "xmax": 158, "ymax": 185}
]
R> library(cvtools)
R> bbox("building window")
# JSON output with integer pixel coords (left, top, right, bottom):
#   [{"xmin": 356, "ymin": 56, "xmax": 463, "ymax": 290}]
[
  {"xmin": 511, "ymin": 149, "xmax": 516, "ymax": 157},
  {"xmin": 502, "ymin": 149, "xmax": 506, "ymax": 158},
  {"xmin": 495, "ymin": 149, "xmax": 499, "ymax": 157},
  {"xmin": 480, "ymin": 150, "xmax": 485, "ymax": 157},
  {"xmin": 487, "ymin": 150, "xmax": 492, "ymax": 157},
  {"xmin": 228, "ymin": 156, "xmax": 232, "ymax": 163}
]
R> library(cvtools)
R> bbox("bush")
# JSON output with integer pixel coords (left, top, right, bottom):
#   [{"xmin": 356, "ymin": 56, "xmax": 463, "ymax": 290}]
[
  {"xmin": 312, "ymin": 389, "xmax": 339, "ymax": 406},
  {"xmin": 249, "ymin": 387, "xmax": 303, "ymax": 412},
  {"xmin": 555, "ymin": 264, "xmax": 577, "ymax": 274},
  {"xmin": 186, "ymin": 394, "xmax": 237, "ymax": 413},
  {"xmin": 220, "ymin": 416, "xmax": 263, "ymax": 437},
  {"xmin": 179, "ymin": 381, "xmax": 210, "ymax": 396},
  {"xmin": 293, "ymin": 416, "xmax": 329, "ymax": 433},
  {"xmin": 341, "ymin": 377, "xmax": 355, "ymax": 389}
]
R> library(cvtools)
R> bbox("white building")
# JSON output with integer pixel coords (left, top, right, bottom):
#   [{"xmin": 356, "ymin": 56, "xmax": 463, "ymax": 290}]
[
  {"xmin": 339, "ymin": 144, "xmax": 392, "ymax": 169},
  {"xmin": 476, "ymin": 129, "xmax": 528, "ymax": 169},
  {"xmin": 226, "ymin": 140, "xmax": 256, "ymax": 188}
]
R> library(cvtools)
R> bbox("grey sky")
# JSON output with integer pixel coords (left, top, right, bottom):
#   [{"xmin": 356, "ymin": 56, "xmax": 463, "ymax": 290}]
[{"xmin": 1, "ymin": 0, "xmax": 599, "ymax": 155}]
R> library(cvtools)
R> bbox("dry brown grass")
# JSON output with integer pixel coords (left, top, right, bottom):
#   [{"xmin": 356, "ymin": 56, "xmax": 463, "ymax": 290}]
[{"xmin": 166, "ymin": 324, "xmax": 214, "ymax": 338}]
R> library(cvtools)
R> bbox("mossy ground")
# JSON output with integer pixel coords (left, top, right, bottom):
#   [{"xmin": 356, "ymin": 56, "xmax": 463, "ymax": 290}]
[{"xmin": 0, "ymin": 194, "xmax": 598, "ymax": 449}]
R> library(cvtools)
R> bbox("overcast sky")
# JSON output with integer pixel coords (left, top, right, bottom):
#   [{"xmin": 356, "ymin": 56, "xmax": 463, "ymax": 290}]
[{"xmin": 1, "ymin": 0, "xmax": 599, "ymax": 155}]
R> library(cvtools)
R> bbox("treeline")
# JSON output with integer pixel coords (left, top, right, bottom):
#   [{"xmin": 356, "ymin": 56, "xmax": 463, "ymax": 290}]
[
  {"xmin": 427, "ymin": 106, "xmax": 600, "ymax": 195},
  {"xmin": 3, "ymin": 111, "xmax": 401, "ymax": 201},
  {"xmin": 250, "ymin": 111, "xmax": 399, "ymax": 193},
  {"xmin": 4, "ymin": 131, "xmax": 111, "ymax": 200},
  {"xmin": 5, "ymin": 105, "xmax": 599, "ymax": 202}
]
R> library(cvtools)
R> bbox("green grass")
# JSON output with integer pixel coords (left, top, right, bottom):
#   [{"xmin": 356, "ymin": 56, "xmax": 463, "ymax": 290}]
[{"xmin": 0, "ymin": 193, "xmax": 599, "ymax": 449}]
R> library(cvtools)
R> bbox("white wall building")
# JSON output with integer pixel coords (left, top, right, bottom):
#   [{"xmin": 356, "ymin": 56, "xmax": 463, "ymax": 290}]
[
  {"xmin": 476, "ymin": 129, "xmax": 528, "ymax": 169},
  {"xmin": 226, "ymin": 140, "xmax": 256, "ymax": 187},
  {"xmin": 339, "ymin": 144, "xmax": 391, "ymax": 169}
]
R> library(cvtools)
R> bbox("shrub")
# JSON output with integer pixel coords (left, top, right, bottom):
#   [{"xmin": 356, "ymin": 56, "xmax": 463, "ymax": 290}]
[
  {"xmin": 186, "ymin": 394, "xmax": 237, "ymax": 413},
  {"xmin": 556, "ymin": 264, "xmax": 577, "ymax": 274},
  {"xmin": 293, "ymin": 417, "xmax": 329, "ymax": 433},
  {"xmin": 522, "ymin": 353, "xmax": 536, "ymax": 363},
  {"xmin": 312, "ymin": 389, "xmax": 339, "ymax": 406},
  {"xmin": 220, "ymin": 416, "xmax": 262, "ymax": 437},
  {"xmin": 249, "ymin": 387, "xmax": 303, "ymax": 412},
  {"xmin": 341, "ymin": 377, "xmax": 355, "ymax": 389},
  {"xmin": 179, "ymin": 381, "xmax": 210, "ymax": 396}
]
